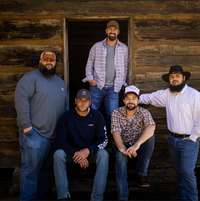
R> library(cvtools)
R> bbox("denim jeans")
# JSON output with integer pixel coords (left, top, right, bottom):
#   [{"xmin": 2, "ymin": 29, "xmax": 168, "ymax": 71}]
[
  {"xmin": 113, "ymin": 135, "xmax": 155, "ymax": 200},
  {"xmin": 168, "ymin": 134, "xmax": 200, "ymax": 201},
  {"xmin": 53, "ymin": 149, "xmax": 109, "ymax": 201},
  {"xmin": 89, "ymin": 85, "xmax": 119, "ymax": 137},
  {"xmin": 19, "ymin": 128, "xmax": 52, "ymax": 201}
]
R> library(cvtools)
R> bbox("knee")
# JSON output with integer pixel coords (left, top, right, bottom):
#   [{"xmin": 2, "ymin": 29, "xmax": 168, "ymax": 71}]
[
  {"xmin": 115, "ymin": 150, "xmax": 127, "ymax": 162},
  {"xmin": 96, "ymin": 149, "xmax": 109, "ymax": 161},
  {"xmin": 53, "ymin": 149, "xmax": 66, "ymax": 162},
  {"xmin": 182, "ymin": 168, "xmax": 195, "ymax": 180}
]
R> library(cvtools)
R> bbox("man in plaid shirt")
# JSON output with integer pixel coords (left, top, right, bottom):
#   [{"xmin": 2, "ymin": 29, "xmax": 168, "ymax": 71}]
[
  {"xmin": 111, "ymin": 85, "xmax": 155, "ymax": 201},
  {"xmin": 83, "ymin": 20, "xmax": 129, "ymax": 138}
]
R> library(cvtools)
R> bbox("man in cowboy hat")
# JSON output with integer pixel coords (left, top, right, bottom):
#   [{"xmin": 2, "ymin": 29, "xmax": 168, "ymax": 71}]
[{"xmin": 139, "ymin": 65, "xmax": 200, "ymax": 201}]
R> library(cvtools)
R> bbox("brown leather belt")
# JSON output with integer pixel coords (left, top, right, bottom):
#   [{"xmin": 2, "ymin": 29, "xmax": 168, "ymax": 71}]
[{"xmin": 170, "ymin": 132, "xmax": 190, "ymax": 138}]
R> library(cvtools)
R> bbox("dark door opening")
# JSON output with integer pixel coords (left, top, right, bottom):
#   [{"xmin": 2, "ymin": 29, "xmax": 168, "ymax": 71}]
[{"xmin": 68, "ymin": 20, "xmax": 128, "ymax": 110}]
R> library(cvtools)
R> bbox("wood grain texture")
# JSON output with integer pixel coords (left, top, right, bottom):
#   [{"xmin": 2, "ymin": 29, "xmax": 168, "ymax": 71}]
[
  {"xmin": 135, "ymin": 45, "xmax": 200, "ymax": 68},
  {"xmin": 0, "ymin": 45, "xmax": 62, "ymax": 67},
  {"xmin": 0, "ymin": 2, "xmax": 200, "ymax": 15},
  {"xmin": 134, "ymin": 19, "xmax": 200, "ymax": 41},
  {"xmin": 0, "ymin": 19, "xmax": 62, "ymax": 41}
]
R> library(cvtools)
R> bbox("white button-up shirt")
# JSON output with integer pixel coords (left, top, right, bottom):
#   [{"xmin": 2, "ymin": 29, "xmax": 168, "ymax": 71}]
[{"xmin": 140, "ymin": 84, "xmax": 200, "ymax": 142}]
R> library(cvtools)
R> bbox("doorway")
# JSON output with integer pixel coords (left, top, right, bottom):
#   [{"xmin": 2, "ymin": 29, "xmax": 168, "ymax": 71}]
[{"xmin": 68, "ymin": 20, "xmax": 128, "ymax": 109}]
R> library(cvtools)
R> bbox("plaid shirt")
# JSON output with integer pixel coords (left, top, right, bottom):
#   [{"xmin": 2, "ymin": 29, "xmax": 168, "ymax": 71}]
[
  {"xmin": 111, "ymin": 106, "xmax": 155, "ymax": 145},
  {"xmin": 82, "ymin": 38, "xmax": 129, "ymax": 93}
]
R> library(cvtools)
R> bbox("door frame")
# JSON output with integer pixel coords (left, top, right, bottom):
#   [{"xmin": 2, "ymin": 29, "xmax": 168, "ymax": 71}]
[{"xmin": 62, "ymin": 16, "xmax": 133, "ymax": 109}]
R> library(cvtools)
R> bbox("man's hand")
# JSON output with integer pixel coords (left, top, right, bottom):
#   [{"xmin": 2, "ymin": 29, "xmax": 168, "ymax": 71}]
[
  {"xmin": 79, "ymin": 158, "xmax": 89, "ymax": 169},
  {"xmin": 119, "ymin": 148, "xmax": 127, "ymax": 155},
  {"xmin": 126, "ymin": 143, "xmax": 140, "ymax": 158},
  {"xmin": 89, "ymin": 80, "xmax": 97, "ymax": 86},
  {"xmin": 23, "ymin": 126, "xmax": 33, "ymax": 133},
  {"xmin": 182, "ymin": 137, "xmax": 192, "ymax": 141},
  {"xmin": 73, "ymin": 148, "xmax": 90, "ymax": 164}
]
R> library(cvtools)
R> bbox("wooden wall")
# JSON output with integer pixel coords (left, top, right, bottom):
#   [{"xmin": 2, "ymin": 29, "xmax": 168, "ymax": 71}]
[
  {"xmin": 0, "ymin": 17, "xmax": 64, "ymax": 168},
  {"xmin": 0, "ymin": 1, "xmax": 200, "ymax": 184}
]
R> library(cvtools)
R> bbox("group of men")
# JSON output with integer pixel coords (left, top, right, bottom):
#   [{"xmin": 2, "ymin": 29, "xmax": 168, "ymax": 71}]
[{"xmin": 14, "ymin": 20, "xmax": 200, "ymax": 201}]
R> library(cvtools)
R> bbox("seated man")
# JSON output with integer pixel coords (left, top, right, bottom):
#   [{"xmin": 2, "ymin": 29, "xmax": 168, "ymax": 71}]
[
  {"xmin": 111, "ymin": 85, "xmax": 155, "ymax": 201},
  {"xmin": 53, "ymin": 89, "xmax": 109, "ymax": 201}
]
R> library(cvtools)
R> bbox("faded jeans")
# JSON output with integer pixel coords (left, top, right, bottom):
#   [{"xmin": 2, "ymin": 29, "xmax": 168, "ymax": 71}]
[
  {"xmin": 168, "ymin": 134, "xmax": 200, "ymax": 201},
  {"xmin": 53, "ymin": 149, "xmax": 109, "ymax": 201},
  {"xmin": 113, "ymin": 135, "xmax": 155, "ymax": 200},
  {"xmin": 19, "ymin": 128, "xmax": 52, "ymax": 201},
  {"xmin": 89, "ymin": 85, "xmax": 119, "ymax": 137}
]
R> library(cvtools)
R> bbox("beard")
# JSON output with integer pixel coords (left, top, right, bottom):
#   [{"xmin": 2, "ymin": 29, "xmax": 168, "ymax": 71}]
[
  {"xmin": 39, "ymin": 63, "xmax": 56, "ymax": 76},
  {"xmin": 125, "ymin": 104, "xmax": 137, "ymax": 111},
  {"xmin": 108, "ymin": 34, "xmax": 117, "ymax": 41},
  {"xmin": 170, "ymin": 81, "xmax": 186, "ymax": 93}
]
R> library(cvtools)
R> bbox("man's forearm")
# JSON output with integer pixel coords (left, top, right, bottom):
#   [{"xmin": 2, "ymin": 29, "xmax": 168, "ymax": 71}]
[
  {"xmin": 112, "ymin": 131, "xmax": 126, "ymax": 153},
  {"xmin": 135, "ymin": 124, "xmax": 155, "ymax": 147},
  {"xmin": 23, "ymin": 126, "xmax": 33, "ymax": 133}
]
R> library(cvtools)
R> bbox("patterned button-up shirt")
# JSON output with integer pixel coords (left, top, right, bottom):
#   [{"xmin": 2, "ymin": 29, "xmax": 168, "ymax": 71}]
[
  {"xmin": 82, "ymin": 38, "xmax": 129, "ymax": 93},
  {"xmin": 111, "ymin": 106, "xmax": 155, "ymax": 145}
]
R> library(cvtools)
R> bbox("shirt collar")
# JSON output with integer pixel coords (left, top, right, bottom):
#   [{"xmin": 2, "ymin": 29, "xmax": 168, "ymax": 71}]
[{"xmin": 180, "ymin": 84, "xmax": 188, "ymax": 94}]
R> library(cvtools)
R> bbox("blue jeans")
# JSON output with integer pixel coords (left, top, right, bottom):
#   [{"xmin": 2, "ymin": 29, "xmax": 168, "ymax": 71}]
[
  {"xmin": 19, "ymin": 128, "xmax": 52, "ymax": 201},
  {"xmin": 89, "ymin": 85, "xmax": 119, "ymax": 136},
  {"xmin": 114, "ymin": 135, "xmax": 155, "ymax": 200},
  {"xmin": 53, "ymin": 149, "xmax": 109, "ymax": 201},
  {"xmin": 168, "ymin": 134, "xmax": 200, "ymax": 201}
]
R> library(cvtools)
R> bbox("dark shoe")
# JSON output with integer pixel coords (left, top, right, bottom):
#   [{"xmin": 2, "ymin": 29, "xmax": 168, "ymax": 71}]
[{"xmin": 137, "ymin": 175, "xmax": 150, "ymax": 187}]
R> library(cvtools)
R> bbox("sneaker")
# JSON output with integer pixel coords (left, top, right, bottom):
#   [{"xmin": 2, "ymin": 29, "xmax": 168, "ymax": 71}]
[{"xmin": 137, "ymin": 175, "xmax": 150, "ymax": 187}]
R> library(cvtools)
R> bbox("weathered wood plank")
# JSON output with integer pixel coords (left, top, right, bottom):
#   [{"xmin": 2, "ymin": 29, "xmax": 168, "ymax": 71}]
[
  {"xmin": 0, "ymin": 2, "xmax": 200, "ymax": 15},
  {"xmin": 0, "ymin": 39, "xmax": 63, "ymax": 46},
  {"xmin": 135, "ymin": 71, "xmax": 200, "ymax": 91},
  {"xmin": 134, "ymin": 19, "xmax": 200, "ymax": 41},
  {"xmin": 135, "ymin": 45, "xmax": 200, "ymax": 68},
  {"xmin": 0, "ymin": 150, "xmax": 20, "ymax": 168},
  {"xmin": 0, "ymin": 19, "xmax": 62, "ymax": 41},
  {"xmin": 0, "ymin": 45, "xmax": 62, "ymax": 67},
  {"xmin": 0, "ymin": 141, "xmax": 20, "ymax": 168},
  {"xmin": 140, "ymin": 105, "xmax": 166, "ymax": 119},
  {"xmin": 152, "ymin": 149, "xmax": 170, "ymax": 158},
  {"xmin": 0, "ymin": 105, "xmax": 16, "ymax": 118},
  {"xmin": 0, "ymin": 73, "xmax": 24, "ymax": 92},
  {"xmin": 0, "ymin": 67, "xmax": 64, "ymax": 92},
  {"xmin": 0, "ymin": 118, "xmax": 18, "ymax": 141}
]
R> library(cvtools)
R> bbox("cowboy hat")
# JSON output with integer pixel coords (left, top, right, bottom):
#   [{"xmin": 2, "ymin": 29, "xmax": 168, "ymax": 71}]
[{"xmin": 162, "ymin": 65, "xmax": 191, "ymax": 83}]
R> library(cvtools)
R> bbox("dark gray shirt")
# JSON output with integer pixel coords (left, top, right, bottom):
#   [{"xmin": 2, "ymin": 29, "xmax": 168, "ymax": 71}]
[
  {"xmin": 105, "ymin": 43, "xmax": 116, "ymax": 87},
  {"xmin": 14, "ymin": 69, "xmax": 68, "ymax": 139}
]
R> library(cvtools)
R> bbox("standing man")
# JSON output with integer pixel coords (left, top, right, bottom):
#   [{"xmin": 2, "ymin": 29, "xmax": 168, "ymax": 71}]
[
  {"xmin": 83, "ymin": 20, "xmax": 129, "ymax": 137},
  {"xmin": 53, "ymin": 89, "xmax": 109, "ymax": 201},
  {"xmin": 140, "ymin": 65, "xmax": 200, "ymax": 201},
  {"xmin": 111, "ymin": 85, "xmax": 155, "ymax": 201},
  {"xmin": 14, "ymin": 50, "xmax": 68, "ymax": 200}
]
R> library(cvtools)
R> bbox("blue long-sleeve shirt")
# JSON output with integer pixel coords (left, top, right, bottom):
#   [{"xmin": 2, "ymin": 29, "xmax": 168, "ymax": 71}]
[
  {"xmin": 14, "ymin": 69, "xmax": 68, "ymax": 139},
  {"xmin": 55, "ymin": 108, "xmax": 108, "ymax": 156}
]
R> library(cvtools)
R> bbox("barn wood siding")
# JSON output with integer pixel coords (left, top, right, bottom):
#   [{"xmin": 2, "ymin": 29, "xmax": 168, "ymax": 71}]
[
  {"xmin": 0, "ymin": 1, "xmax": 199, "ymax": 186},
  {"xmin": 0, "ymin": 17, "xmax": 64, "ymax": 168}
]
